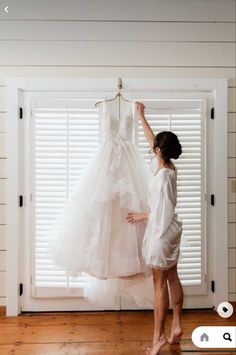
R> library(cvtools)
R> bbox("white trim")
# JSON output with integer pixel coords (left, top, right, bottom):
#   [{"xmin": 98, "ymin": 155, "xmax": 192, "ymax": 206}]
[
  {"xmin": 6, "ymin": 78, "xmax": 228, "ymax": 315},
  {"xmin": 213, "ymin": 81, "xmax": 228, "ymax": 308},
  {"xmin": 6, "ymin": 87, "xmax": 20, "ymax": 316}
]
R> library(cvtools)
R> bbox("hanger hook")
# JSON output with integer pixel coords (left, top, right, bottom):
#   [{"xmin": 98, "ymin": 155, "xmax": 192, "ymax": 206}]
[{"xmin": 118, "ymin": 78, "xmax": 122, "ymax": 91}]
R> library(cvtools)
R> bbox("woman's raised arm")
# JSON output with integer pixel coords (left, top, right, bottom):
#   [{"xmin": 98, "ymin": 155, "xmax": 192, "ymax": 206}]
[{"xmin": 135, "ymin": 102, "xmax": 155, "ymax": 148}]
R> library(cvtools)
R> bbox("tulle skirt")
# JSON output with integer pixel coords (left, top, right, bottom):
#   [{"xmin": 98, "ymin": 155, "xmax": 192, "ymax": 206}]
[{"xmin": 46, "ymin": 137, "xmax": 155, "ymax": 307}]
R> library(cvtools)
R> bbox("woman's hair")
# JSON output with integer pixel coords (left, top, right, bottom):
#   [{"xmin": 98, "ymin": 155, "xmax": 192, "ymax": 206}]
[{"xmin": 153, "ymin": 131, "xmax": 182, "ymax": 163}]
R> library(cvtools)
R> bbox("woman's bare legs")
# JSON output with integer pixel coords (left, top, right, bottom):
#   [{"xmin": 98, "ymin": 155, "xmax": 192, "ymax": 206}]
[
  {"xmin": 146, "ymin": 268, "xmax": 169, "ymax": 355},
  {"xmin": 167, "ymin": 264, "xmax": 184, "ymax": 344}
]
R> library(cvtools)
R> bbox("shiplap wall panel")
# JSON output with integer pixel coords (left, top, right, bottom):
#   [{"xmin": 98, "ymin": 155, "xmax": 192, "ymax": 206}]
[
  {"xmin": 0, "ymin": 0, "xmax": 235, "ymax": 304},
  {"xmin": 229, "ymin": 178, "xmax": 236, "ymax": 203},
  {"xmin": 0, "ymin": 42, "xmax": 234, "ymax": 67},
  {"xmin": 229, "ymin": 204, "xmax": 236, "ymax": 223},
  {"xmin": 0, "ymin": 22, "xmax": 235, "ymax": 42},
  {"xmin": 229, "ymin": 249, "xmax": 236, "ymax": 268},
  {"xmin": 228, "ymin": 88, "xmax": 236, "ymax": 112},
  {"xmin": 0, "ymin": 226, "xmax": 6, "ymax": 250},
  {"xmin": 229, "ymin": 224, "xmax": 236, "ymax": 248},
  {"xmin": 0, "ymin": 115, "xmax": 6, "ymax": 132},
  {"xmin": 0, "ymin": 272, "xmax": 6, "ymax": 297},
  {"xmin": 0, "ymin": 133, "xmax": 6, "ymax": 158},
  {"xmin": 0, "ymin": 206, "xmax": 6, "ymax": 225},
  {"xmin": 229, "ymin": 133, "xmax": 236, "ymax": 157},
  {"xmin": 0, "ymin": 68, "xmax": 235, "ymax": 86},
  {"xmin": 229, "ymin": 269, "xmax": 236, "ymax": 293},
  {"xmin": 228, "ymin": 158, "xmax": 236, "ymax": 177},
  {"xmin": 0, "ymin": 251, "xmax": 6, "ymax": 270},
  {"xmin": 228, "ymin": 113, "xmax": 236, "ymax": 132},
  {"xmin": 0, "ymin": 160, "xmax": 6, "ymax": 177},
  {"xmin": 0, "ymin": 180, "xmax": 6, "ymax": 204},
  {"xmin": 0, "ymin": 0, "xmax": 234, "ymax": 21}
]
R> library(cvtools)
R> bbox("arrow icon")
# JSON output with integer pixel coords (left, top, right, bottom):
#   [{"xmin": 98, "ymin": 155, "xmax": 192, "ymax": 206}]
[{"xmin": 4, "ymin": 6, "xmax": 9, "ymax": 13}]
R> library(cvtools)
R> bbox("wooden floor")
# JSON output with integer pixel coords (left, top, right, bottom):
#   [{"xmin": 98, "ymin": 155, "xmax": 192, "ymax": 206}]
[{"xmin": 0, "ymin": 306, "xmax": 235, "ymax": 354}]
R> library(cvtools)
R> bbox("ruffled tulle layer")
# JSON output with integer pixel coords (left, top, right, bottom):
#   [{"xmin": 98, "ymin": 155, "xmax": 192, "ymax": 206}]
[
  {"xmin": 46, "ymin": 137, "xmax": 152, "ymax": 279},
  {"xmin": 83, "ymin": 271, "xmax": 155, "ymax": 309}
]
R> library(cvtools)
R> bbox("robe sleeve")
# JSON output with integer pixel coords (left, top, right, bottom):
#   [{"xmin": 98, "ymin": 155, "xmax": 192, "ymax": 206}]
[{"xmin": 148, "ymin": 172, "xmax": 175, "ymax": 239}]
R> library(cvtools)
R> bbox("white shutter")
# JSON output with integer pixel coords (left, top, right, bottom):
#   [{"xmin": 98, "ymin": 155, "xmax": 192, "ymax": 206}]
[
  {"xmin": 31, "ymin": 98, "xmax": 100, "ymax": 296},
  {"xmin": 135, "ymin": 99, "xmax": 206, "ymax": 293}
]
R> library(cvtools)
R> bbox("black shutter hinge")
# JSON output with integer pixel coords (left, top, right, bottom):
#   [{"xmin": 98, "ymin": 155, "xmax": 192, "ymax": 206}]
[
  {"xmin": 19, "ymin": 107, "xmax": 23, "ymax": 119},
  {"xmin": 210, "ymin": 194, "xmax": 215, "ymax": 206},
  {"xmin": 211, "ymin": 280, "xmax": 215, "ymax": 293},
  {"xmin": 19, "ymin": 283, "xmax": 23, "ymax": 296},
  {"xmin": 210, "ymin": 107, "xmax": 214, "ymax": 119},
  {"xmin": 19, "ymin": 195, "xmax": 23, "ymax": 207}
]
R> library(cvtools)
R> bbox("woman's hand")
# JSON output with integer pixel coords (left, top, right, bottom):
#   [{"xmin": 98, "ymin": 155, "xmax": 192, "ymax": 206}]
[
  {"xmin": 135, "ymin": 102, "xmax": 145, "ymax": 119},
  {"xmin": 126, "ymin": 212, "xmax": 148, "ymax": 224}
]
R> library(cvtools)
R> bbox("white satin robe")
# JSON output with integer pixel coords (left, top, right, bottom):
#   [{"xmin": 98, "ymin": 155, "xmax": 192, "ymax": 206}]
[{"xmin": 141, "ymin": 167, "xmax": 182, "ymax": 270}]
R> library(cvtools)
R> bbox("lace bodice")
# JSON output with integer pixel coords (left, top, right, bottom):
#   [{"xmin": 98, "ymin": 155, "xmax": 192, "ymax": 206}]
[{"xmin": 98, "ymin": 100, "xmax": 134, "ymax": 143}]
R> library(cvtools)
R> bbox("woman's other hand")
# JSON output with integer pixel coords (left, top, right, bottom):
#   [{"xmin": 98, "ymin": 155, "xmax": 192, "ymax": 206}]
[
  {"xmin": 126, "ymin": 212, "xmax": 148, "ymax": 224},
  {"xmin": 135, "ymin": 102, "xmax": 145, "ymax": 119}
]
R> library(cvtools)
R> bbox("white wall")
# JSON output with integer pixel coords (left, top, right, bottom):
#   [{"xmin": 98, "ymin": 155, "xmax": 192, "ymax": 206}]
[{"xmin": 0, "ymin": 0, "xmax": 235, "ymax": 306}]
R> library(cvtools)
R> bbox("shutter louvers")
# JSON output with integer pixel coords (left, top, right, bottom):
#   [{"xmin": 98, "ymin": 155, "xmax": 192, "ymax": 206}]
[
  {"xmin": 136, "ymin": 100, "xmax": 206, "ymax": 288},
  {"xmin": 32, "ymin": 99, "xmax": 99, "ymax": 293}
]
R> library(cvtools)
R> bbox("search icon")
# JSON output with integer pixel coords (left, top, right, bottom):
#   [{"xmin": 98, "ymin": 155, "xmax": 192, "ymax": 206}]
[{"xmin": 223, "ymin": 333, "xmax": 232, "ymax": 341}]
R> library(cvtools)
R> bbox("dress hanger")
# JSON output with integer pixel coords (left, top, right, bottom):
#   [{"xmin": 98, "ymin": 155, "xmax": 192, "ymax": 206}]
[
  {"xmin": 94, "ymin": 78, "xmax": 133, "ymax": 107},
  {"xmin": 94, "ymin": 91, "xmax": 133, "ymax": 107}
]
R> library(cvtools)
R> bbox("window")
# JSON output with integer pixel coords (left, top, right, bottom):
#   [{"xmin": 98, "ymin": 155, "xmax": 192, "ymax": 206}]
[
  {"xmin": 6, "ymin": 78, "xmax": 228, "ymax": 314},
  {"xmin": 31, "ymin": 92, "xmax": 208, "ymax": 298}
]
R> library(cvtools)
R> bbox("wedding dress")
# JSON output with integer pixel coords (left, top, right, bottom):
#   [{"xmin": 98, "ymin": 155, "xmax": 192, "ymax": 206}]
[{"xmin": 47, "ymin": 99, "xmax": 155, "ymax": 308}]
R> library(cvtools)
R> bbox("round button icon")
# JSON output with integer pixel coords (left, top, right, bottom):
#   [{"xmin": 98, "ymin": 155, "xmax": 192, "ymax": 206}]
[{"xmin": 217, "ymin": 302, "xmax": 234, "ymax": 318}]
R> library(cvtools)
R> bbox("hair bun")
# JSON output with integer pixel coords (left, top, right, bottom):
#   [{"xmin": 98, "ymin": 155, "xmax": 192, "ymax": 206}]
[
  {"xmin": 171, "ymin": 142, "xmax": 182, "ymax": 160},
  {"xmin": 153, "ymin": 131, "xmax": 182, "ymax": 162}
]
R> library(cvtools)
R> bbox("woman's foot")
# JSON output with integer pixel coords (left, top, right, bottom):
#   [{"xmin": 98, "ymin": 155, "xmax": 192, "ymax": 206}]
[
  {"xmin": 145, "ymin": 334, "xmax": 167, "ymax": 355},
  {"xmin": 167, "ymin": 326, "xmax": 183, "ymax": 344}
]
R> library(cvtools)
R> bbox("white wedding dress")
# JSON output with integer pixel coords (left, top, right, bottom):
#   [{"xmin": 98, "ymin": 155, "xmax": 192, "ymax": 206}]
[{"xmin": 47, "ymin": 99, "xmax": 155, "ymax": 308}]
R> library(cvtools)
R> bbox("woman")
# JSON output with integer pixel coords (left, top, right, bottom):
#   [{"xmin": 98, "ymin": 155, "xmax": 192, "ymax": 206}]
[{"xmin": 127, "ymin": 102, "xmax": 184, "ymax": 355}]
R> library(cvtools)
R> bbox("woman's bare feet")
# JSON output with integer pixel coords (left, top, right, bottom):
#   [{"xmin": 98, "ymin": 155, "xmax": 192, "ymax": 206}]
[
  {"xmin": 146, "ymin": 334, "xmax": 167, "ymax": 355},
  {"xmin": 167, "ymin": 326, "xmax": 183, "ymax": 344}
]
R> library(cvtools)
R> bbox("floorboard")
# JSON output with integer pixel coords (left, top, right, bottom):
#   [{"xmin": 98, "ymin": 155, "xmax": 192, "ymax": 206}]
[{"xmin": 0, "ymin": 307, "xmax": 235, "ymax": 354}]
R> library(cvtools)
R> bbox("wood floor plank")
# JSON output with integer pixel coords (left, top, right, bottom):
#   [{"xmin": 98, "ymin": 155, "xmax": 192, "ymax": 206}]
[
  {"xmin": 0, "ymin": 308, "xmax": 235, "ymax": 354},
  {"xmin": 0, "ymin": 309, "xmax": 235, "ymax": 326},
  {"xmin": 0, "ymin": 341, "xmax": 233, "ymax": 355}
]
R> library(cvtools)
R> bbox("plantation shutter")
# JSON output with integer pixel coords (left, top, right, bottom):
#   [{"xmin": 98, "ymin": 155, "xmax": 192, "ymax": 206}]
[
  {"xmin": 31, "ymin": 93, "xmax": 207, "ymax": 298},
  {"xmin": 31, "ymin": 97, "xmax": 101, "ymax": 297},
  {"xmin": 134, "ymin": 98, "xmax": 207, "ymax": 294}
]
